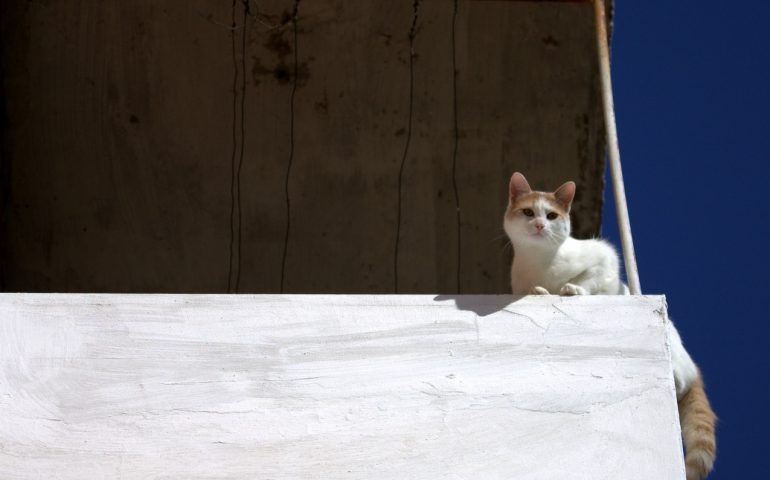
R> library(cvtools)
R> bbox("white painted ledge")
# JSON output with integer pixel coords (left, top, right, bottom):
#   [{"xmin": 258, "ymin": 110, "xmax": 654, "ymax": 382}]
[{"xmin": 0, "ymin": 294, "xmax": 685, "ymax": 479}]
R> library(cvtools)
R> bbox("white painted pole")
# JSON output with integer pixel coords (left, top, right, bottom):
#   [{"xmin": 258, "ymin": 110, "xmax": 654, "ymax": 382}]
[{"xmin": 593, "ymin": 0, "xmax": 642, "ymax": 295}]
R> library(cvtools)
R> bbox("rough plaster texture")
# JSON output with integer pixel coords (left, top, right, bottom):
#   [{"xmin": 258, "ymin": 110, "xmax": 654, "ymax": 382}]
[
  {"xmin": 0, "ymin": 294, "xmax": 685, "ymax": 479},
  {"xmin": 0, "ymin": 1, "xmax": 606, "ymax": 293}
]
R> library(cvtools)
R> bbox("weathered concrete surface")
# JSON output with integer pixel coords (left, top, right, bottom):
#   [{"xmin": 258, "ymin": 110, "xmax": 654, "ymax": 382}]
[
  {"xmin": 0, "ymin": 1, "xmax": 606, "ymax": 293},
  {"xmin": 0, "ymin": 294, "xmax": 685, "ymax": 479}
]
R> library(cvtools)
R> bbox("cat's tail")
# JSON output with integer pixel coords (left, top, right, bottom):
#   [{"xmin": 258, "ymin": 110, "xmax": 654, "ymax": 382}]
[{"xmin": 678, "ymin": 371, "xmax": 717, "ymax": 480}]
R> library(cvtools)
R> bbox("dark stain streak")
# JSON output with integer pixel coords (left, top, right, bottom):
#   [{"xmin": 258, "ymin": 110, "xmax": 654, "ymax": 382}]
[
  {"xmin": 314, "ymin": 90, "xmax": 329, "ymax": 114},
  {"xmin": 235, "ymin": 0, "xmax": 249, "ymax": 292},
  {"xmin": 252, "ymin": 60, "xmax": 309, "ymax": 87},
  {"xmin": 227, "ymin": 0, "xmax": 238, "ymax": 293},
  {"xmin": 280, "ymin": 10, "xmax": 292, "ymax": 26},
  {"xmin": 265, "ymin": 30, "xmax": 292, "ymax": 61},
  {"xmin": 248, "ymin": 6, "xmax": 310, "ymax": 90},
  {"xmin": 394, "ymin": 0, "xmax": 421, "ymax": 294},
  {"xmin": 293, "ymin": 62, "xmax": 310, "ymax": 88},
  {"xmin": 271, "ymin": 61, "xmax": 309, "ymax": 87},
  {"xmin": 450, "ymin": 0, "xmax": 461, "ymax": 294},
  {"xmin": 280, "ymin": 0, "xmax": 301, "ymax": 293},
  {"xmin": 542, "ymin": 35, "xmax": 560, "ymax": 47},
  {"xmin": 274, "ymin": 64, "xmax": 290, "ymax": 83},
  {"xmin": 377, "ymin": 31, "xmax": 393, "ymax": 46}
]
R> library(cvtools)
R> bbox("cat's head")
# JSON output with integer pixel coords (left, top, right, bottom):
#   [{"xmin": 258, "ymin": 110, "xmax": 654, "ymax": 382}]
[{"xmin": 503, "ymin": 172, "xmax": 575, "ymax": 249}]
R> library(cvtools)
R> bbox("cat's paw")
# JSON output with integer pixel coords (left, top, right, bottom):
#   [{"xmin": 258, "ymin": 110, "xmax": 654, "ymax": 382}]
[
  {"xmin": 529, "ymin": 286, "xmax": 550, "ymax": 295},
  {"xmin": 560, "ymin": 283, "xmax": 588, "ymax": 296}
]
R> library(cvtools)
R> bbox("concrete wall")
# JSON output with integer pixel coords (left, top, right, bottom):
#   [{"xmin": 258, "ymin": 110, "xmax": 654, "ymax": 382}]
[
  {"xmin": 0, "ymin": 1, "xmax": 607, "ymax": 293},
  {"xmin": 0, "ymin": 294, "xmax": 685, "ymax": 479}
]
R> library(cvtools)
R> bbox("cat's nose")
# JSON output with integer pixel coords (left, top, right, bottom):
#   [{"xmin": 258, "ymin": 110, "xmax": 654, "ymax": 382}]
[{"xmin": 535, "ymin": 223, "xmax": 545, "ymax": 231}]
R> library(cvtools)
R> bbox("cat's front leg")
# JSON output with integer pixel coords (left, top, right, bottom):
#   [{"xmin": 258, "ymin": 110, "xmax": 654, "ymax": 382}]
[
  {"xmin": 560, "ymin": 283, "xmax": 588, "ymax": 296},
  {"xmin": 529, "ymin": 286, "xmax": 550, "ymax": 295}
]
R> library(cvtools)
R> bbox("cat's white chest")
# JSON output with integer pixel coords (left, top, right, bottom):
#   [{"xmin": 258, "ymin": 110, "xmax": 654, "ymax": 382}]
[{"xmin": 510, "ymin": 254, "xmax": 579, "ymax": 294}]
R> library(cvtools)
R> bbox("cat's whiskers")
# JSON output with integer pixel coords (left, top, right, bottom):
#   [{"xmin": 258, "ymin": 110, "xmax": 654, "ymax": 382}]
[{"xmin": 545, "ymin": 233, "xmax": 561, "ymax": 247}]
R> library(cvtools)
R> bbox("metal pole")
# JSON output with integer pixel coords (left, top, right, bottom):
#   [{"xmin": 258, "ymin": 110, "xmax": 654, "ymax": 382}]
[{"xmin": 593, "ymin": 0, "xmax": 641, "ymax": 294}]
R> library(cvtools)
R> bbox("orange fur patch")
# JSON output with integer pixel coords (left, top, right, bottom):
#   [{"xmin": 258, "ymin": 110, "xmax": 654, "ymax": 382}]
[
  {"xmin": 679, "ymin": 372, "xmax": 717, "ymax": 480},
  {"xmin": 506, "ymin": 192, "xmax": 569, "ymax": 219}
]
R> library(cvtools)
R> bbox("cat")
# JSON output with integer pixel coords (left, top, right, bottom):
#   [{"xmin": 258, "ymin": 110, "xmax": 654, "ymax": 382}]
[{"xmin": 503, "ymin": 172, "xmax": 716, "ymax": 480}]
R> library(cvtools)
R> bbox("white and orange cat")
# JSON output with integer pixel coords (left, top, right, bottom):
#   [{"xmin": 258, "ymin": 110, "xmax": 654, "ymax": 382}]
[{"xmin": 503, "ymin": 172, "xmax": 716, "ymax": 480}]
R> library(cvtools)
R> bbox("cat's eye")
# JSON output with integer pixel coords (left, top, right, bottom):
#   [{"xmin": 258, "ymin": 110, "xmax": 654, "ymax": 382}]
[
  {"xmin": 546, "ymin": 212, "xmax": 559, "ymax": 220},
  {"xmin": 522, "ymin": 208, "xmax": 534, "ymax": 217}
]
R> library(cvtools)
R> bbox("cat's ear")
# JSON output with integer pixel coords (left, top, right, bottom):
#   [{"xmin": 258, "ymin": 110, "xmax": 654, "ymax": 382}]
[
  {"xmin": 509, "ymin": 172, "xmax": 532, "ymax": 202},
  {"xmin": 553, "ymin": 181, "xmax": 576, "ymax": 210}
]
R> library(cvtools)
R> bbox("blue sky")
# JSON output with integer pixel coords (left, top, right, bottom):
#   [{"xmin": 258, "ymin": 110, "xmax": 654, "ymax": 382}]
[{"xmin": 601, "ymin": 2, "xmax": 770, "ymax": 477}]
